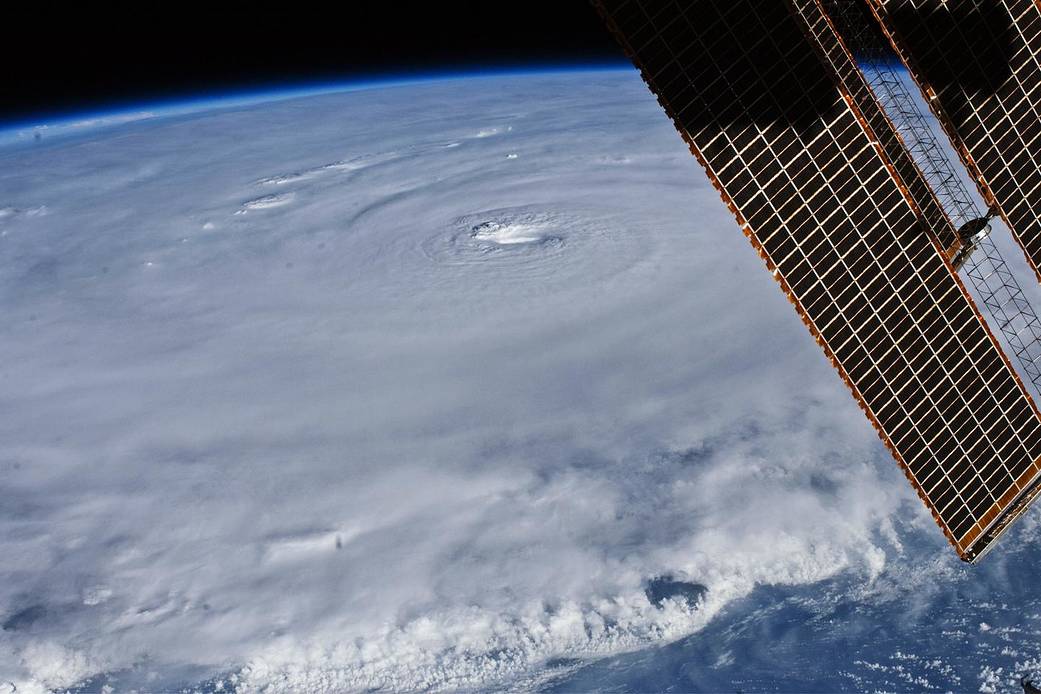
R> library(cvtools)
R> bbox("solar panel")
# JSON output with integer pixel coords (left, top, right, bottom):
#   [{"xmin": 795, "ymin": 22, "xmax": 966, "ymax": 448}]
[
  {"xmin": 869, "ymin": 0, "xmax": 1041, "ymax": 283},
  {"xmin": 592, "ymin": 0, "xmax": 1041, "ymax": 560}
]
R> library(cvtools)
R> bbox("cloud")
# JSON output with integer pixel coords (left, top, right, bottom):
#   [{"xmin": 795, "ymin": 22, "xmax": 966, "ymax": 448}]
[{"xmin": 0, "ymin": 70, "xmax": 969, "ymax": 691}]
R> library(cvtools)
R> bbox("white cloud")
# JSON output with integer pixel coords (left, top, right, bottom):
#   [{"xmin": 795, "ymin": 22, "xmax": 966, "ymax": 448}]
[{"xmin": 0, "ymin": 70, "xmax": 985, "ymax": 692}]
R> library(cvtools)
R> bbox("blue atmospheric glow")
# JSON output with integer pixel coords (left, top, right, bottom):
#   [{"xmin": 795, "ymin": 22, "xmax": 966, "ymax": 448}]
[{"xmin": 0, "ymin": 63, "xmax": 630, "ymax": 145}]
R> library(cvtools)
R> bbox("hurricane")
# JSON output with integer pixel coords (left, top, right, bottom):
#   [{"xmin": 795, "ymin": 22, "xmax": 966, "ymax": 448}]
[{"xmin": 1, "ymin": 70, "xmax": 1040, "ymax": 693}]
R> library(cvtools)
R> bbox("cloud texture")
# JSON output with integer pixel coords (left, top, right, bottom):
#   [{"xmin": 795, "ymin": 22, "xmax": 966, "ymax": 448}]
[{"xmin": 0, "ymin": 71, "xmax": 1033, "ymax": 692}]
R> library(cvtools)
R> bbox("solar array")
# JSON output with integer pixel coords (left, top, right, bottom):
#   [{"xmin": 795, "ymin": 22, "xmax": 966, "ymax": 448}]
[
  {"xmin": 870, "ymin": 0, "xmax": 1041, "ymax": 282},
  {"xmin": 592, "ymin": 0, "xmax": 1041, "ymax": 560}
]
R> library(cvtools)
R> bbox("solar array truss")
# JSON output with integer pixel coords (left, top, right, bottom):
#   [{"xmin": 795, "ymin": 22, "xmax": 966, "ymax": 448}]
[
  {"xmin": 592, "ymin": 0, "xmax": 1041, "ymax": 560},
  {"xmin": 869, "ymin": 0, "xmax": 1041, "ymax": 282}
]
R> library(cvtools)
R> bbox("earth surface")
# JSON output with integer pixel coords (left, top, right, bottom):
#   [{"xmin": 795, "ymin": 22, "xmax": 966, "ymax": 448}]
[{"xmin": 1, "ymin": 69, "xmax": 1041, "ymax": 693}]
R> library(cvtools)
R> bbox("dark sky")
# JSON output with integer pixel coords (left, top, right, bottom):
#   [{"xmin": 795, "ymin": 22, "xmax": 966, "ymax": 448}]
[{"xmin": 2, "ymin": 2, "xmax": 623, "ymax": 124}]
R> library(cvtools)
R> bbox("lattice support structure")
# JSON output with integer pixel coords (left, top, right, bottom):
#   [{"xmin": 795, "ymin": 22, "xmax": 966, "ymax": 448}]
[{"xmin": 828, "ymin": 0, "xmax": 1041, "ymax": 397}]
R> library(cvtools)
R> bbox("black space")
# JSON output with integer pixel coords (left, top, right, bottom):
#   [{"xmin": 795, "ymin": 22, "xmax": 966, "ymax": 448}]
[{"xmin": 2, "ymin": 2, "xmax": 622, "ymax": 124}]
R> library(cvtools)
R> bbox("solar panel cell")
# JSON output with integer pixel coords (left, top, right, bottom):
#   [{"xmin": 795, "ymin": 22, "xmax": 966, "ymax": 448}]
[{"xmin": 592, "ymin": 0, "xmax": 1041, "ymax": 560}]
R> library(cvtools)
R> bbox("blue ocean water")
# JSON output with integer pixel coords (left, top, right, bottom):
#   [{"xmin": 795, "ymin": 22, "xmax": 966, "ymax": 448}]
[{"xmin": 549, "ymin": 533, "xmax": 1041, "ymax": 692}]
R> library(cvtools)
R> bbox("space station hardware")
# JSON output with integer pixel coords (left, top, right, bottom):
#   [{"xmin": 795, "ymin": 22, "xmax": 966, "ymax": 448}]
[
  {"xmin": 826, "ymin": 0, "xmax": 1041, "ymax": 393},
  {"xmin": 870, "ymin": 1, "xmax": 1041, "ymax": 281},
  {"xmin": 592, "ymin": 0, "xmax": 1041, "ymax": 561}
]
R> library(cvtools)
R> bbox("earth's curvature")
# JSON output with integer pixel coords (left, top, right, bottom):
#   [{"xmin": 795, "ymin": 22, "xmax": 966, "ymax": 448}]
[{"xmin": 1, "ymin": 69, "xmax": 1040, "ymax": 693}]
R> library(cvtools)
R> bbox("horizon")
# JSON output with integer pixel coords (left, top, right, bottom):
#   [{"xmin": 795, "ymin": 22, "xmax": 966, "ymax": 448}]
[
  {"xmin": 0, "ymin": 57, "xmax": 908, "ymax": 145},
  {"xmin": 0, "ymin": 63, "xmax": 633, "ymax": 142}
]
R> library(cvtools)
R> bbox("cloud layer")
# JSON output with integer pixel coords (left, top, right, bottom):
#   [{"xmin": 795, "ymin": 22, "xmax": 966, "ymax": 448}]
[{"xmin": 0, "ymin": 70, "xmax": 1030, "ymax": 692}]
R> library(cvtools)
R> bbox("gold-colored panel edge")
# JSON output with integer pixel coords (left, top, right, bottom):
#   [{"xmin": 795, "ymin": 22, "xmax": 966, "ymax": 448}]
[{"xmin": 960, "ymin": 469, "xmax": 1041, "ymax": 562}]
